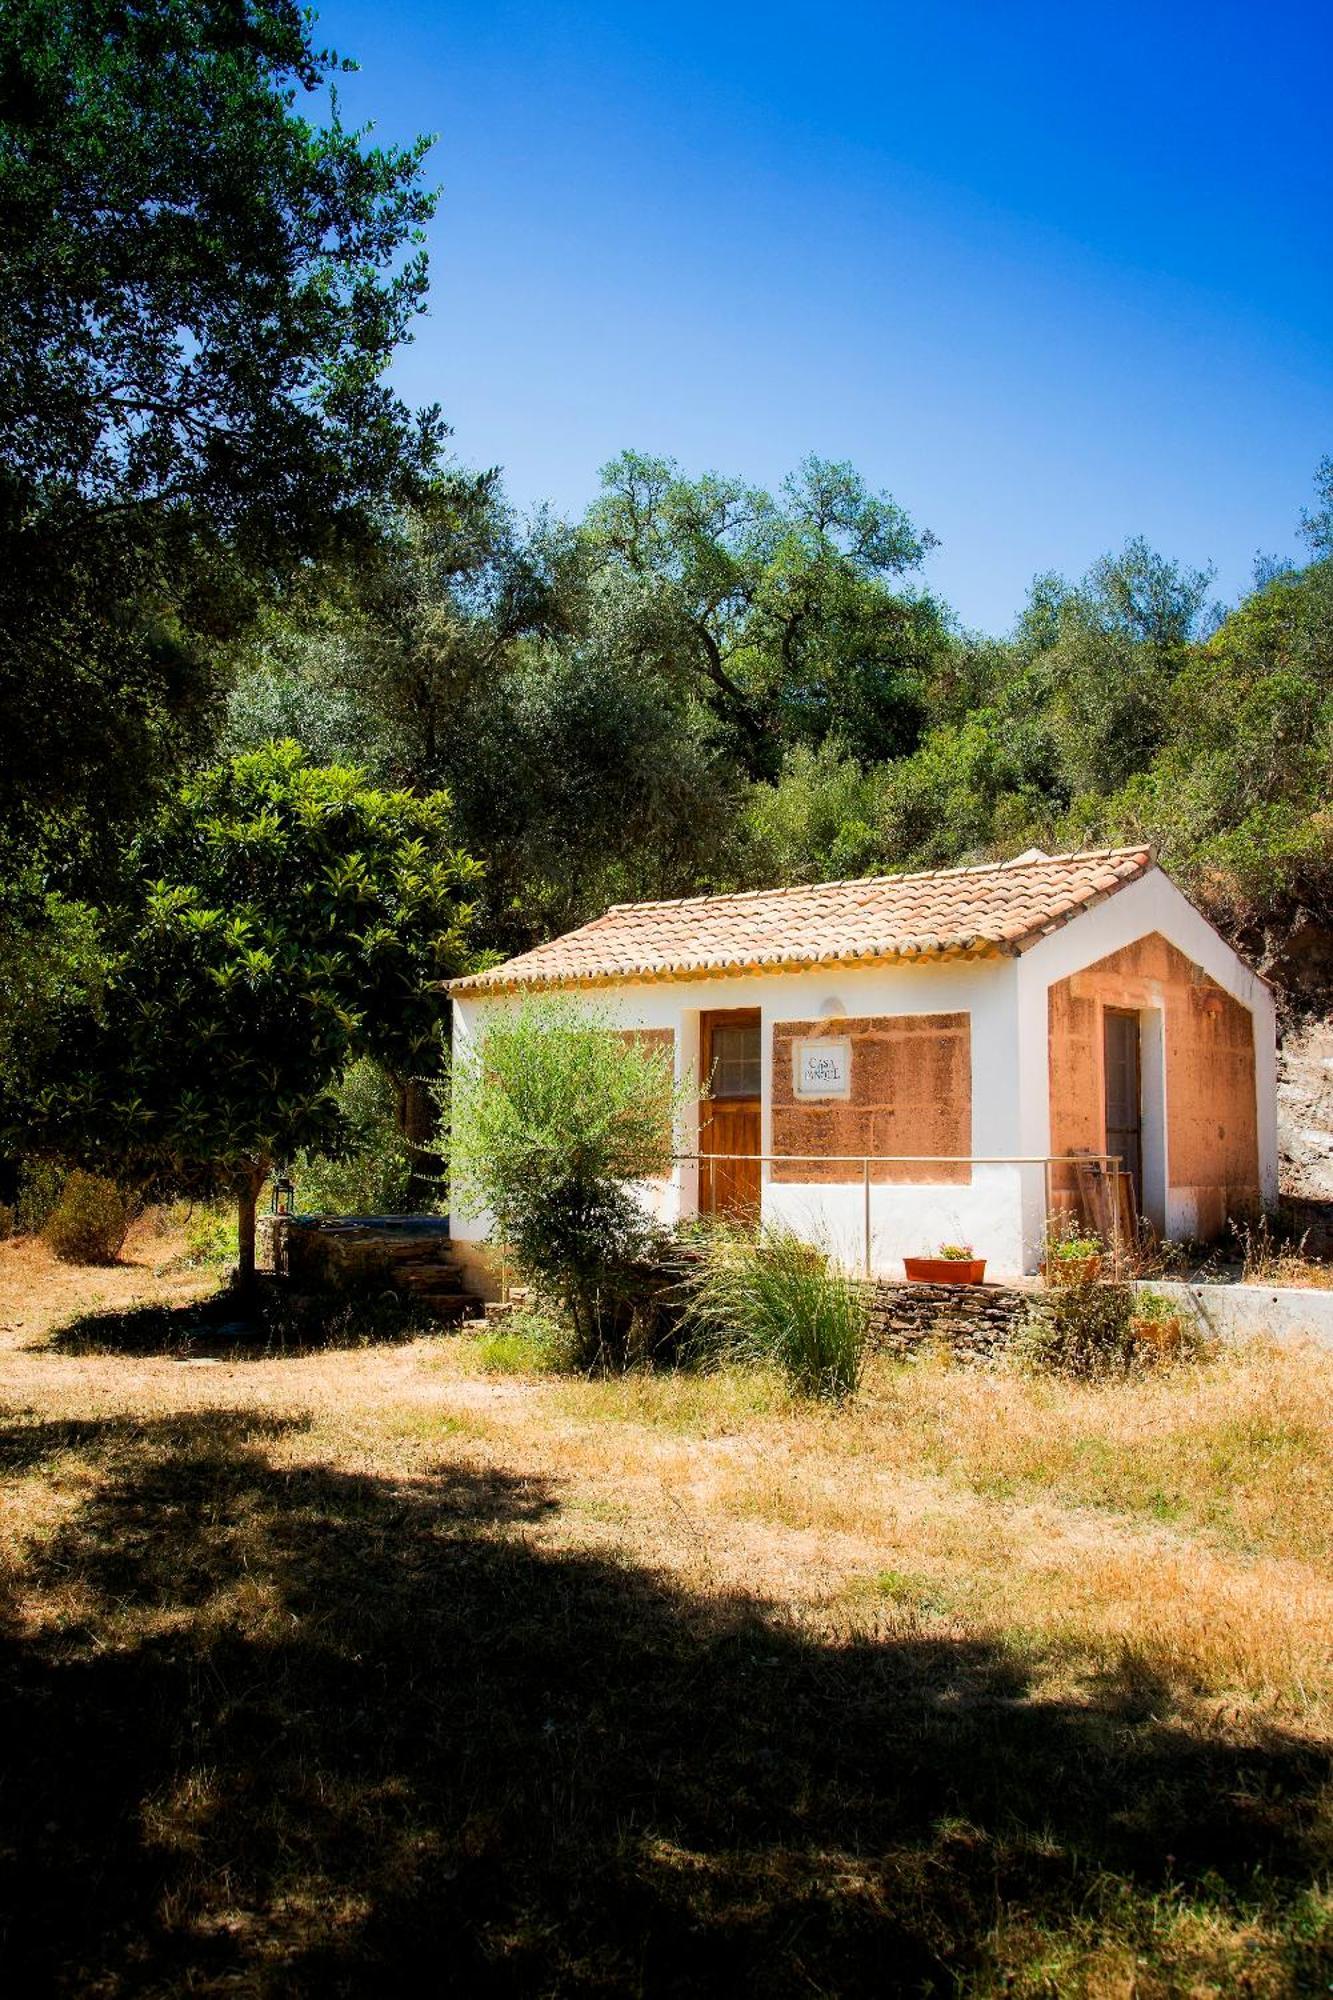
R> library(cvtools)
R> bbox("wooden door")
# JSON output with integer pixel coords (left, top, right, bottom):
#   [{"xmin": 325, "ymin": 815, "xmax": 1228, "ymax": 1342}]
[
  {"xmin": 1103, "ymin": 1008, "xmax": 1143, "ymax": 1209},
  {"xmin": 699, "ymin": 1008, "xmax": 761, "ymax": 1224}
]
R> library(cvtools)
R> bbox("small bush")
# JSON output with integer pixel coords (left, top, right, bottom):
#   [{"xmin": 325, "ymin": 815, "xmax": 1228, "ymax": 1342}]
[
  {"xmin": 686, "ymin": 1225, "xmax": 867, "ymax": 1400},
  {"xmin": 182, "ymin": 1204, "xmax": 237, "ymax": 1268},
  {"xmin": 1018, "ymin": 1281, "xmax": 1202, "ymax": 1378},
  {"xmin": 16, "ymin": 1158, "xmax": 65, "ymax": 1235},
  {"xmin": 42, "ymin": 1170, "xmax": 134, "ymax": 1264},
  {"xmin": 469, "ymin": 1307, "xmax": 573, "ymax": 1375},
  {"xmin": 446, "ymin": 995, "xmax": 682, "ymax": 1369}
]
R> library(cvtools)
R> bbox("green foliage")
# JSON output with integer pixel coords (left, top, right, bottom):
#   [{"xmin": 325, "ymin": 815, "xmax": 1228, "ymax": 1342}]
[
  {"xmin": 446, "ymin": 997, "xmax": 681, "ymax": 1367},
  {"xmin": 1112, "ymin": 562, "xmax": 1333, "ymax": 935},
  {"xmin": 0, "ymin": 0, "xmax": 444, "ymax": 900},
  {"xmin": 444, "ymin": 599, "xmax": 736, "ymax": 949},
  {"xmin": 42, "ymin": 1170, "xmax": 133, "ymax": 1265},
  {"xmin": 179, "ymin": 1204, "xmax": 239, "ymax": 1269},
  {"xmin": 1017, "ymin": 1281, "xmax": 1201, "ymax": 1378},
  {"xmin": 9, "ymin": 744, "xmax": 479, "ymax": 1280},
  {"xmin": 741, "ymin": 742, "xmax": 891, "ymax": 885},
  {"xmin": 296, "ymin": 1060, "xmax": 416, "ymax": 1217},
  {"xmin": 685, "ymin": 1227, "xmax": 867, "ymax": 1399},
  {"xmin": 223, "ymin": 452, "xmax": 1333, "ymax": 1013},
  {"xmin": 584, "ymin": 450, "xmax": 942, "ymax": 775},
  {"xmin": 467, "ymin": 1308, "xmax": 573, "ymax": 1375},
  {"xmin": 15, "ymin": 1159, "xmax": 66, "ymax": 1236}
]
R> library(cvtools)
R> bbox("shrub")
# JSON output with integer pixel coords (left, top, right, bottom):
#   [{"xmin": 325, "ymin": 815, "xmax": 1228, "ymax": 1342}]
[
  {"xmin": 469, "ymin": 1307, "xmax": 573, "ymax": 1375},
  {"xmin": 685, "ymin": 1225, "xmax": 867, "ymax": 1400},
  {"xmin": 1018, "ymin": 1281, "xmax": 1202, "ymax": 1378},
  {"xmin": 182, "ymin": 1203, "xmax": 237, "ymax": 1268},
  {"xmin": 42, "ymin": 1170, "xmax": 134, "ymax": 1264},
  {"xmin": 16, "ymin": 1158, "xmax": 65, "ymax": 1235},
  {"xmin": 1044, "ymin": 1220, "xmax": 1104, "ymax": 1268},
  {"xmin": 445, "ymin": 996, "xmax": 683, "ymax": 1369},
  {"xmin": 296, "ymin": 1059, "xmax": 416, "ymax": 1216}
]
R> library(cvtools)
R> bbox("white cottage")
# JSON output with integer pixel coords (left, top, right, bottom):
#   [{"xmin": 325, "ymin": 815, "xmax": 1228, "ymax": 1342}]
[{"xmin": 447, "ymin": 847, "xmax": 1277, "ymax": 1286}]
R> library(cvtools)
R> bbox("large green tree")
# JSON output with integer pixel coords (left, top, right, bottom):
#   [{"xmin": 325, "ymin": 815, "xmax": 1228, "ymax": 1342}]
[
  {"xmin": 223, "ymin": 488, "xmax": 733, "ymax": 955},
  {"xmin": 583, "ymin": 452, "xmax": 946, "ymax": 775},
  {"xmin": 0, "ymin": 0, "xmax": 443, "ymax": 893},
  {"xmin": 9, "ymin": 745, "xmax": 480, "ymax": 1283}
]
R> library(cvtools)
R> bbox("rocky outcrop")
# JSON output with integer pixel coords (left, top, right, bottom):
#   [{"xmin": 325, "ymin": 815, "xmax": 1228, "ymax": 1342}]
[{"xmin": 1278, "ymin": 1016, "xmax": 1333, "ymax": 1204}]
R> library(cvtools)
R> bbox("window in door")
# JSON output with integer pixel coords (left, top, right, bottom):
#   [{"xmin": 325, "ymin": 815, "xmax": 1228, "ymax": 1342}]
[{"xmin": 708, "ymin": 1019, "xmax": 761, "ymax": 1098}]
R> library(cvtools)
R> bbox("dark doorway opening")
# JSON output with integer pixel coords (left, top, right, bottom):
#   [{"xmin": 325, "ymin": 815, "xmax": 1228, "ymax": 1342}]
[{"xmin": 1103, "ymin": 1007, "xmax": 1143, "ymax": 1211}]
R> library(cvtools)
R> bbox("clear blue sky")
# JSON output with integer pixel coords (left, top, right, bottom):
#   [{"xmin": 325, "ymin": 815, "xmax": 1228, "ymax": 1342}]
[{"xmin": 321, "ymin": 0, "xmax": 1333, "ymax": 633}]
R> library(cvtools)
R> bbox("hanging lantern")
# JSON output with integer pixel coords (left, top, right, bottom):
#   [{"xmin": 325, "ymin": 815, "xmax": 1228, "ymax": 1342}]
[{"xmin": 271, "ymin": 1172, "xmax": 296, "ymax": 1217}]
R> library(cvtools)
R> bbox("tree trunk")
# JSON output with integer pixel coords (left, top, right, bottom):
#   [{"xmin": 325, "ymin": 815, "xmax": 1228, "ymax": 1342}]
[
  {"xmin": 392, "ymin": 1073, "xmax": 440, "ymax": 1212},
  {"xmin": 234, "ymin": 1162, "xmax": 268, "ymax": 1293}
]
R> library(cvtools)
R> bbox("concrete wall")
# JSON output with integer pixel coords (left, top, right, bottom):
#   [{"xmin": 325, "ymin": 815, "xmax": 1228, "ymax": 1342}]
[{"xmin": 1135, "ymin": 1280, "xmax": 1333, "ymax": 1350}]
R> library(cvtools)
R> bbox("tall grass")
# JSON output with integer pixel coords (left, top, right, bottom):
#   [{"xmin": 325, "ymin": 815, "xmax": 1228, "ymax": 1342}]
[{"xmin": 686, "ymin": 1225, "xmax": 867, "ymax": 1399}]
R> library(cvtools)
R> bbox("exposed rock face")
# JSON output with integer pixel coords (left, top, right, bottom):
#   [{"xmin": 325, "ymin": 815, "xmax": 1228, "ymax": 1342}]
[{"xmin": 1278, "ymin": 1017, "xmax": 1333, "ymax": 1202}]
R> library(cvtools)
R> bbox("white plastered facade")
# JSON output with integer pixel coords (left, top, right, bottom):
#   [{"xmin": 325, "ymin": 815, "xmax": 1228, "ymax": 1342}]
[{"xmin": 449, "ymin": 866, "xmax": 1277, "ymax": 1283}]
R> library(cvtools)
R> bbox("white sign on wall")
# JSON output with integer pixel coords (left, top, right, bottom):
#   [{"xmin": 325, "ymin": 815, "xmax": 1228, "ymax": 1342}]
[{"xmin": 793, "ymin": 1037, "xmax": 852, "ymax": 1099}]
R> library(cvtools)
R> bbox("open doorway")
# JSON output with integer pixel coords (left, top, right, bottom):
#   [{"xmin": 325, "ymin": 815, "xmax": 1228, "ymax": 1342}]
[
  {"xmin": 1103, "ymin": 1007, "xmax": 1143, "ymax": 1215},
  {"xmin": 698, "ymin": 1008, "xmax": 761, "ymax": 1224}
]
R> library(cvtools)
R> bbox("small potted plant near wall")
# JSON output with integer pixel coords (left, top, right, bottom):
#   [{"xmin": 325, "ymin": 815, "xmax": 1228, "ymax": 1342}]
[
  {"xmin": 904, "ymin": 1242, "xmax": 987, "ymax": 1285},
  {"xmin": 1041, "ymin": 1226, "xmax": 1104, "ymax": 1286}
]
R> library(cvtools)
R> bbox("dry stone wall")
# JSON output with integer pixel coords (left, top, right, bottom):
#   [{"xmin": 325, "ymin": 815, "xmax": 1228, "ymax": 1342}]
[{"xmin": 865, "ymin": 1280, "xmax": 1030, "ymax": 1365}]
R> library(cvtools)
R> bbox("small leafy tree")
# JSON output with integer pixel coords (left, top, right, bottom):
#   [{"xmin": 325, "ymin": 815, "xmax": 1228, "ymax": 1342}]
[
  {"xmin": 446, "ymin": 997, "xmax": 681, "ymax": 1365},
  {"xmin": 10, "ymin": 745, "xmax": 480, "ymax": 1287}
]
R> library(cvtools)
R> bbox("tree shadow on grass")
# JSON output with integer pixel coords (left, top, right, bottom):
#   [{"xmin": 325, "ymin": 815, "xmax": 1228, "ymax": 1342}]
[
  {"xmin": 41, "ymin": 1282, "xmax": 440, "ymax": 1359},
  {"xmin": 1, "ymin": 1410, "xmax": 1329, "ymax": 1995}
]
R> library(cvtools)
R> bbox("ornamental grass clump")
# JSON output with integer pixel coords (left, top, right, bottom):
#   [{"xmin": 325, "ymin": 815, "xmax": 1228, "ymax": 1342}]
[{"xmin": 686, "ymin": 1225, "xmax": 867, "ymax": 1400}]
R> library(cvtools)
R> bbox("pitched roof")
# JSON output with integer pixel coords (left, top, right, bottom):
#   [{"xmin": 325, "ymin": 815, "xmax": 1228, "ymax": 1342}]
[{"xmin": 446, "ymin": 846, "xmax": 1155, "ymax": 996}]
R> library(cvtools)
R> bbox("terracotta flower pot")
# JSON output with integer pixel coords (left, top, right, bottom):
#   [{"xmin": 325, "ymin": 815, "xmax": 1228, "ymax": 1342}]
[
  {"xmin": 1042, "ymin": 1253, "xmax": 1102, "ymax": 1286},
  {"xmin": 903, "ymin": 1256, "xmax": 987, "ymax": 1285}
]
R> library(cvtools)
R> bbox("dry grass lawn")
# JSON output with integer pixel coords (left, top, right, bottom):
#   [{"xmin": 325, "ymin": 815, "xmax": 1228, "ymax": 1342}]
[{"xmin": 2, "ymin": 1225, "xmax": 1332, "ymax": 1995}]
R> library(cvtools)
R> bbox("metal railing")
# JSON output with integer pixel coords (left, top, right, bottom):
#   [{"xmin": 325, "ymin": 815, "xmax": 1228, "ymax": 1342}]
[{"xmin": 662, "ymin": 1150, "xmax": 1127, "ymax": 1277}]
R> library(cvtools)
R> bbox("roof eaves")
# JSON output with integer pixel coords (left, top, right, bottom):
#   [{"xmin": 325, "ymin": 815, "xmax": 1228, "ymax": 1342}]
[{"xmin": 444, "ymin": 935, "xmax": 1012, "ymax": 997}]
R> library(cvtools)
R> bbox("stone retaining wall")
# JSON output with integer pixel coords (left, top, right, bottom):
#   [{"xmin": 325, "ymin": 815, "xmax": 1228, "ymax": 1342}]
[{"xmin": 866, "ymin": 1280, "xmax": 1032, "ymax": 1365}]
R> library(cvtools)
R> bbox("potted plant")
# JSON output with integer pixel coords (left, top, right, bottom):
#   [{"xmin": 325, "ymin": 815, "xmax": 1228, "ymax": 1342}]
[
  {"xmin": 1128, "ymin": 1289, "xmax": 1194, "ymax": 1359},
  {"xmin": 904, "ymin": 1242, "xmax": 987, "ymax": 1285},
  {"xmin": 1041, "ymin": 1228, "xmax": 1103, "ymax": 1285}
]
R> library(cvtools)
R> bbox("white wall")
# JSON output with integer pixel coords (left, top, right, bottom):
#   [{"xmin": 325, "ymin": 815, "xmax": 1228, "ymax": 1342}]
[{"xmin": 451, "ymin": 954, "xmax": 1032, "ymax": 1278}]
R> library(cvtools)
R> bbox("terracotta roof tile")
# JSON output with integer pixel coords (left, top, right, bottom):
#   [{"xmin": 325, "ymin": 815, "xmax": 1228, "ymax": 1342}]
[{"xmin": 447, "ymin": 846, "xmax": 1154, "ymax": 996}]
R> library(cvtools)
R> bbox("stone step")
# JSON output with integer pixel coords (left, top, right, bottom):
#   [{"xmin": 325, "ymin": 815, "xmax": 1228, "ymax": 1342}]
[
  {"xmin": 379, "ymin": 1241, "xmax": 455, "ymax": 1265},
  {"xmin": 391, "ymin": 1265, "xmax": 464, "ymax": 1292},
  {"xmin": 418, "ymin": 1292, "xmax": 484, "ymax": 1323}
]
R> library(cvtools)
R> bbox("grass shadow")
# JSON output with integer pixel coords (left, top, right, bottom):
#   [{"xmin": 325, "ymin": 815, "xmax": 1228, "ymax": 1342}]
[
  {"xmin": 41, "ymin": 1280, "xmax": 440, "ymax": 1360},
  {"xmin": 0, "ymin": 1408, "xmax": 1329, "ymax": 1994}
]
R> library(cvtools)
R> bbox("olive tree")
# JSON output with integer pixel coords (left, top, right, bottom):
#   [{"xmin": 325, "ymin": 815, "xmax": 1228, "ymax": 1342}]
[{"xmin": 446, "ymin": 997, "xmax": 682, "ymax": 1365}]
